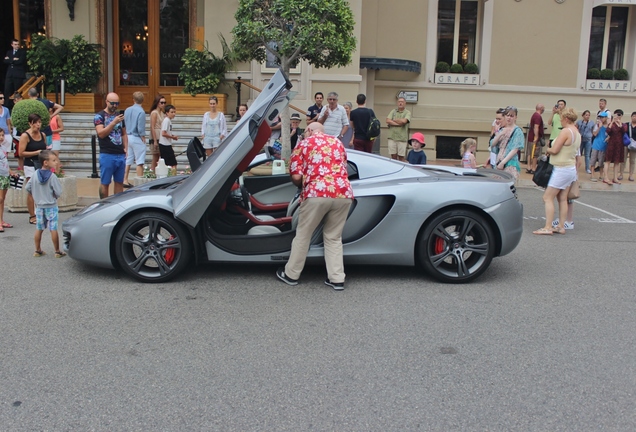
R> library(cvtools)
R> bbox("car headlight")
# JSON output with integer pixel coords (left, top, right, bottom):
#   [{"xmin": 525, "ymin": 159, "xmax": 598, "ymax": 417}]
[{"xmin": 76, "ymin": 202, "xmax": 106, "ymax": 216}]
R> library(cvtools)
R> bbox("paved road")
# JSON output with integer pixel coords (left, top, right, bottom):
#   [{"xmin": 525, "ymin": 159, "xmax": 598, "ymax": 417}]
[{"xmin": 1, "ymin": 187, "xmax": 635, "ymax": 431}]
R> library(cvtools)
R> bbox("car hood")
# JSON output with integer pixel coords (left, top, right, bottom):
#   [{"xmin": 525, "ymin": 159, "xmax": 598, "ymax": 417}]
[{"xmin": 168, "ymin": 70, "xmax": 293, "ymax": 228}]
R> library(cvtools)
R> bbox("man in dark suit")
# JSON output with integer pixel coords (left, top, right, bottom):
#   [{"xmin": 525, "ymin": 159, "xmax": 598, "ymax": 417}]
[{"xmin": 4, "ymin": 40, "xmax": 27, "ymax": 108}]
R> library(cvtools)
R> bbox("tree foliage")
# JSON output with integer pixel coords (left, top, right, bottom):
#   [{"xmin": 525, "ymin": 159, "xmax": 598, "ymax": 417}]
[
  {"xmin": 231, "ymin": 0, "xmax": 357, "ymax": 159},
  {"xmin": 231, "ymin": 0, "xmax": 356, "ymax": 72},
  {"xmin": 12, "ymin": 99, "xmax": 51, "ymax": 134},
  {"xmin": 179, "ymin": 37, "xmax": 235, "ymax": 95},
  {"xmin": 27, "ymin": 35, "xmax": 102, "ymax": 95}
]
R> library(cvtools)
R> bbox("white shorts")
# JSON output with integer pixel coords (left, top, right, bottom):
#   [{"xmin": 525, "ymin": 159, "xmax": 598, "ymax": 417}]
[
  {"xmin": 126, "ymin": 135, "xmax": 147, "ymax": 166},
  {"xmin": 548, "ymin": 165, "xmax": 577, "ymax": 190},
  {"xmin": 52, "ymin": 140, "xmax": 61, "ymax": 151},
  {"xmin": 24, "ymin": 165, "xmax": 35, "ymax": 179}
]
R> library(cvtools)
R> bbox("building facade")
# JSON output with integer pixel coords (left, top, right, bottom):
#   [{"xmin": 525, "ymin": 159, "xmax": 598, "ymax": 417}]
[{"xmin": 3, "ymin": 0, "xmax": 636, "ymax": 161}]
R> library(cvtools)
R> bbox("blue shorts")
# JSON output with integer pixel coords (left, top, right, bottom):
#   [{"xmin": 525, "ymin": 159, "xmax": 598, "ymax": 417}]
[
  {"xmin": 99, "ymin": 153, "xmax": 126, "ymax": 185},
  {"xmin": 36, "ymin": 206, "xmax": 59, "ymax": 231}
]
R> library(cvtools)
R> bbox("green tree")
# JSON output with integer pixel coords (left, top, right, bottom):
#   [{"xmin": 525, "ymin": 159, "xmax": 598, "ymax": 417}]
[{"xmin": 231, "ymin": 0, "xmax": 357, "ymax": 159}]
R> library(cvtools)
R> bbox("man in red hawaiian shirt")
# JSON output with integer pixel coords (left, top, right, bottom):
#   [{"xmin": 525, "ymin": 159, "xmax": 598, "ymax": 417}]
[{"xmin": 276, "ymin": 123, "xmax": 354, "ymax": 291}]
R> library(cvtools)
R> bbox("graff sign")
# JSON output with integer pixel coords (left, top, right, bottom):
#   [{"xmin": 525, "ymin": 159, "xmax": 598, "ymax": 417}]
[
  {"xmin": 434, "ymin": 74, "xmax": 480, "ymax": 85},
  {"xmin": 586, "ymin": 80, "xmax": 631, "ymax": 91}
]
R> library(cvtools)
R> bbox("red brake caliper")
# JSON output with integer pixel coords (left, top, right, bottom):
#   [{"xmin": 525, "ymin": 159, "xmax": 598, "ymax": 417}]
[
  {"xmin": 164, "ymin": 235, "xmax": 175, "ymax": 264},
  {"xmin": 434, "ymin": 236, "xmax": 446, "ymax": 255}
]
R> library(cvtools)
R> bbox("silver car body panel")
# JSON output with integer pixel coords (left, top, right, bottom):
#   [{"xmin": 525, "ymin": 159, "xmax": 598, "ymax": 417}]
[{"xmin": 169, "ymin": 71, "xmax": 292, "ymax": 227}]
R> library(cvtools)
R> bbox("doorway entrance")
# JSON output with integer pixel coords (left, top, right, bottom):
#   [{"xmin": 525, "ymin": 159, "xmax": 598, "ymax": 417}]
[{"xmin": 113, "ymin": 0, "xmax": 191, "ymax": 111}]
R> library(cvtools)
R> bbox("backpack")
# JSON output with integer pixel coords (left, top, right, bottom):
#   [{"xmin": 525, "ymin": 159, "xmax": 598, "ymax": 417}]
[{"xmin": 368, "ymin": 112, "xmax": 381, "ymax": 140}]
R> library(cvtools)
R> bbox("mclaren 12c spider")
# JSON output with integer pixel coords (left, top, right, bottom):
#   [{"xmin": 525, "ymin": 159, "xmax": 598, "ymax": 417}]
[{"xmin": 63, "ymin": 71, "xmax": 523, "ymax": 283}]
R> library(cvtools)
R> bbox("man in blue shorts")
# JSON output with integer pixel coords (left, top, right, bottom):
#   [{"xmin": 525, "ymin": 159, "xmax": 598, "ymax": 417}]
[{"xmin": 94, "ymin": 92, "xmax": 127, "ymax": 198}]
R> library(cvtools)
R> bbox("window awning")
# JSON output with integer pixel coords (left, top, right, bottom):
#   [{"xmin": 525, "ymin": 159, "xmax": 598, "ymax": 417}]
[
  {"xmin": 593, "ymin": 0, "xmax": 636, "ymax": 6},
  {"xmin": 360, "ymin": 57, "xmax": 422, "ymax": 74}
]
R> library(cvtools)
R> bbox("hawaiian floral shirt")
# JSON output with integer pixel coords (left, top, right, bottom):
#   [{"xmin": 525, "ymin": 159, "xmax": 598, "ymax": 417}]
[{"xmin": 290, "ymin": 132, "xmax": 354, "ymax": 201}]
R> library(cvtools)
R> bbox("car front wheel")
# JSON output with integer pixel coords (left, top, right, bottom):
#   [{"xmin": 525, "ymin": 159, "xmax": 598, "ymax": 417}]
[
  {"xmin": 115, "ymin": 211, "xmax": 192, "ymax": 282},
  {"xmin": 418, "ymin": 209, "xmax": 495, "ymax": 283}
]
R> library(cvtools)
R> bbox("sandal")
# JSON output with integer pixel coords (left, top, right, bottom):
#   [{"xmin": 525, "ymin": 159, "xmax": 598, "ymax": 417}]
[
  {"xmin": 0, "ymin": 227, "xmax": 4, "ymax": 233},
  {"xmin": 617, "ymin": 175, "xmax": 623, "ymax": 181},
  {"xmin": 54, "ymin": 251, "xmax": 67, "ymax": 258},
  {"xmin": 29, "ymin": 215, "xmax": 37, "ymax": 224},
  {"xmin": 613, "ymin": 179, "xmax": 622, "ymax": 185},
  {"xmin": 552, "ymin": 227, "xmax": 566, "ymax": 235},
  {"xmin": 533, "ymin": 228, "xmax": 553, "ymax": 235},
  {"xmin": 33, "ymin": 250, "xmax": 45, "ymax": 257},
  {"xmin": 602, "ymin": 179, "xmax": 613, "ymax": 186},
  {"xmin": 1, "ymin": 222, "xmax": 13, "ymax": 228}
]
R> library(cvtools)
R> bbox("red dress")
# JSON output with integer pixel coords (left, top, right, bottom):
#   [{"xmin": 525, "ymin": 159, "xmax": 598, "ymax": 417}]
[{"xmin": 605, "ymin": 122, "xmax": 627, "ymax": 163}]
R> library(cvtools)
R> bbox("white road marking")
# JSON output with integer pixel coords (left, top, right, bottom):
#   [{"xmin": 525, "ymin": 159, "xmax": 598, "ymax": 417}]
[
  {"xmin": 523, "ymin": 201, "xmax": 635, "ymax": 224},
  {"xmin": 575, "ymin": 200, "xmax": 635, "ymax": 223}
]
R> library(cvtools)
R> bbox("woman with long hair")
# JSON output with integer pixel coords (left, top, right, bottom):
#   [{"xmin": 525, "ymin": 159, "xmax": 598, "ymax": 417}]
[
  {"xmin": 19, "ymin": 113, "xmax": 47, "ymax": 224},
  {"xmin": 534, "ymin": 108, "xmax": 581, "ymax": 235},
  {"xmin": 149, "ymin": 94, "xmax": 166, "ymax": 171},
  {"xmin": 490, "ymin": 106, "xmax": 524, "ymax": 179},
  {"xmin": 201, "ymin": 96, "xmax": 227, "ymax": 157}
]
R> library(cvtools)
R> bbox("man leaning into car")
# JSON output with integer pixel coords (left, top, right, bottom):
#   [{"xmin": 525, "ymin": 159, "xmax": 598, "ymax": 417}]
[{"xmin": 276, "ymin": 123, "xmax": 354, "ymax": 291}]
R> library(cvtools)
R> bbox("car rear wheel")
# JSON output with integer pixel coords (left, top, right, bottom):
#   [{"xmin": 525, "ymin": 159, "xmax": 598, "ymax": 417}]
[
  {"xmin": 115, "ymin": 211, "xmax": 192, "ymax": 283},
  {"xmin": 418, "ymin": 209, "xmax": 495, "ymax": 283}
]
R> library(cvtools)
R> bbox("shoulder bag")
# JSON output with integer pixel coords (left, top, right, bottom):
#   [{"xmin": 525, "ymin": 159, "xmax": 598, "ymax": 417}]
[
  {"xmin": 567, "ymin": 180, "xmax": 580, "ymax": 200},
  {"xmin": 628, "ymin": 124, "xmax": 636, "ymax": 151},
  {"xmin": 532, "ymin": 156, "xmax": 553, "ymax": 188}
]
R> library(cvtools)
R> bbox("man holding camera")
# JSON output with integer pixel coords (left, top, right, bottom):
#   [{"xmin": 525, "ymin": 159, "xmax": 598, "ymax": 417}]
[{"xmin": 94, "ymin": 93, "xmax": 127, "ymax": 198}]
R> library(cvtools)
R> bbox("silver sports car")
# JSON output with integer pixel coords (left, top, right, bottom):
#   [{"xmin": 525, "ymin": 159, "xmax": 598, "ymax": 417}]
[{"xmin": 63, "ymin": 71, "xmax": 523, "ymax": 283}]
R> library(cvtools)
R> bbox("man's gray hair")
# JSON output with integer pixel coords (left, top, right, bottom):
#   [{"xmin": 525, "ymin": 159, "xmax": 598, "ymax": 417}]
[
  {"xmin": 28, "ymin": 88, "xmax": 39, "ymax": 97},
  {"xmin": 327, "ymin": 91, "xmax": 338, "ymax": 99}
]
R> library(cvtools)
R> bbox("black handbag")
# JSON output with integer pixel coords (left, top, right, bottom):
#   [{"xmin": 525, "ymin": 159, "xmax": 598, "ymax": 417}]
[{"xmin": 532, "ymin": 156, "xmax": 553, "ymax": 188}]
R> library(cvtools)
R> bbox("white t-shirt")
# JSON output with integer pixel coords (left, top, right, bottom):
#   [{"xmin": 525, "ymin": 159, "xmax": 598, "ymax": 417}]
[
  {"xmin": 318, "ymin": 104, "xmax": 349, "ymax": 137},
  {"xmin": 159, "ymin": 117, "xmax": 173, "ymax": 146}
]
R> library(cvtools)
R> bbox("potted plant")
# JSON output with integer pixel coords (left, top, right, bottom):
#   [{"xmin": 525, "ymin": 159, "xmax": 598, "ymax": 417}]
[
  {"xmin": 614, "ymin": 68, "xmax": 629, "ymax": 81},
  {"xmin": 434, "ymin": 61, "xmax": 480, "ymax": 86},
  {"xmin": 27, "ymin": 34, "xmax": 103, "ymax": 112},
  {"xmin": 171, "ymin": 36, "xmax": 235, "ymax": 114}
]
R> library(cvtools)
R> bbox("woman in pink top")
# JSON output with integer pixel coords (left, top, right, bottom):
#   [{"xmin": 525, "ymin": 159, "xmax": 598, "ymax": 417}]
[{"xmin": 49, "ymin": 107, "xmax": 64, "ymax": 158}]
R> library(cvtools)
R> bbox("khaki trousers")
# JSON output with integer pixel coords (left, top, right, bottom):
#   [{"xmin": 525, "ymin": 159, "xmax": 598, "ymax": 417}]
[{"xmin": 284, "ymin": 197, "xmax": 353, "ymax": 283}]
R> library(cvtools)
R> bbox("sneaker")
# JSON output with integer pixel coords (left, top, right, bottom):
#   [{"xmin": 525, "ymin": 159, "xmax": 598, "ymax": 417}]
[
  {"xmin": 276, "ymin": 267, "xmax": 298, "ymax": 286},
  {"xmin": 563, "ymin": 221, "xmax": 574, "ymax": 230},
  {"xmin": 552, "ymin": 219, "xmax": 559, "ymax": 228},
  {"xmin": 324, "ymin": 279, "xmax": 345, "ymax": 291},
  {"xmin": 586, "ymin": 169, "xmax": 592, "ymax": 174}
]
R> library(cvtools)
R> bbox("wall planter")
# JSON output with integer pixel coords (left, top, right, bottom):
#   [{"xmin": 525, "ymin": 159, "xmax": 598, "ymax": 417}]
[
  {"xmin": 63, "ymin": 93, "xmax": 104, "ymax": 113},
  {"xmin": 585, "ymin": 80, "xmax": 631, "ymax": 92},
  {"xmin": 434, "ymin": 73, "xmax": 481, "ymax": 85},
  {"xmin": 169, "ymin": 93, "xmax": 227, "ymax": 115},
  {"xmin": 7, "ymin": 175, "xmax": 78, "ymax": 213}
]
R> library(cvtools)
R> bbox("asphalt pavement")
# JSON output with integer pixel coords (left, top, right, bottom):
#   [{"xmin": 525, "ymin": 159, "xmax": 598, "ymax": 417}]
[{"xmin": 1, "ymin": 188, "xmax": 635, "ymax": 431}]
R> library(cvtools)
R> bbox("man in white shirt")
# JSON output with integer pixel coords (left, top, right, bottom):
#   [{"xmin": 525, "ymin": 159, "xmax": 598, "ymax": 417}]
[{"xmin": 317, "ymin": 91, "xmax": 349, "ymax": 139}]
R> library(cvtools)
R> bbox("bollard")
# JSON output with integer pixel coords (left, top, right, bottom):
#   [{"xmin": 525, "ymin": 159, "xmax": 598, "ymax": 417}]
[{"xmin": 90, "ymin": 134, "xmax": 99, "ymax": 178}]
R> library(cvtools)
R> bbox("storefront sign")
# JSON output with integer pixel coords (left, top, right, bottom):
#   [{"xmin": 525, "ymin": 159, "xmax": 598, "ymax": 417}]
[
  {"xmin": 434, "ymin": 74, "xmax": 480, "ymax": 85},
  {"xmin": 586, "ymin": 80, "xmax": 631, "ymax": 91},
  {"xmin": 397, "ymin": 91, "xmax": 418, "ymax": 102}
]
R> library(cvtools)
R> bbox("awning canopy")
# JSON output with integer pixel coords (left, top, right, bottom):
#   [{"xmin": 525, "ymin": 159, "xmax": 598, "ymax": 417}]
[
  {"xmin": 360, "ymin": 57, "xmax": 422, "ymax": 74},
  {"xmin": 593, "ymin": 0, "xmax": 636, "ymax": 6}
]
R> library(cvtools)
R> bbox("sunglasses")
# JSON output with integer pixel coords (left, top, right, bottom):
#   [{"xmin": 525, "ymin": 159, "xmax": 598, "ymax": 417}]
[
  {"xmin": 0, "ymin": 97, "xmax": 4, "ymax": 100},
  {"xmin": 107, "ymin": 101, "xmax": 119, "ymax": 105},
  {"xmin": 159, "ymin": 101, "xmax": 166, "ymax": 104}
]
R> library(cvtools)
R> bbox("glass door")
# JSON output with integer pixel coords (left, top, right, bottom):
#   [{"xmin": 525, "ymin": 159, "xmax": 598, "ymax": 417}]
[{"xmin": 114, "ymin": 0, "xmax": 190, "ymax": 111}]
